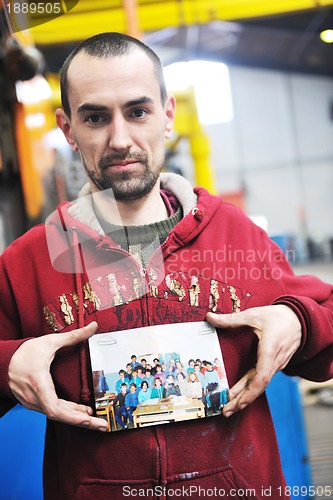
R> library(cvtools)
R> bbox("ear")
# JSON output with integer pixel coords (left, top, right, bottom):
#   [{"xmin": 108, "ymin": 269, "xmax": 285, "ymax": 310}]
[
  {"xmin": 164, "ymin": 94, "xmax": 176, "ymax": 140},
  {"xmin": 55, "ymin": 108, "xmax": 78, "ymax": 152}
]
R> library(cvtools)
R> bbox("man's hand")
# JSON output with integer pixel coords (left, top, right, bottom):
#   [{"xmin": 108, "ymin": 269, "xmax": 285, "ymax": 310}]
[
  {"xmin": 206, "ymin": 305, "xmax": 302, "ymax": 417},
  {"xmin": 8, "ymin": 322, "xmax": 108, "ymax": 431}
]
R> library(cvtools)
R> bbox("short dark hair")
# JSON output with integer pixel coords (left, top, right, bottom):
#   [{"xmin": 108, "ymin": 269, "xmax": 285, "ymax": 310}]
[{"xmin": 60, "ymin": 32, "xmax": 167, "ymax": 118}]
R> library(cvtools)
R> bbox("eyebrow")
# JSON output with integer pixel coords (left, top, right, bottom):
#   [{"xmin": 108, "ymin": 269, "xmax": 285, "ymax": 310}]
[
  {"xmin": 77, "ymin": 96, "xmax": 154, "ymax": 114},
  {"xmin": 77, "ymin": 103, "xmax": 108, "ymax": 114},
  {"xmin": 124, "ymin": 96, "xmax": 154, "ymax": 108}
]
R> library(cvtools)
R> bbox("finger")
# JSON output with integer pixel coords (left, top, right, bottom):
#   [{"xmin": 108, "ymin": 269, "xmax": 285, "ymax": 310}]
[
  {"xmin": 206, "ymin": 311, "xmax": 253, "ymax": 329},
  {"xmin": 227, "ymin": 368, "xmax": 257, "ymax": 401},
  {"xmin": 223, "ymin": 340, "xmax": 281, "ymax": 417},
  {"xmin": 12, "ymin": 377, "xmax": 108, "ymax": 431},
  {"xmin": 60, "ymin": 400, "xmax": 94, "ymax": 416},
  {"xmin": 223, "ymin": 367, "xmax": 271, "ymax": 417},
  {"xmin": 48, "ymin": 403, "xmax": 108, "ymax": 431},
  {"xmin": 16, "ymin": 392, "xmax": 108, "ymax": 431},
  {"xmin": 55, "ymin": 400, "xmax": 108, "ymax": 431},
  {"xmin": 52, "ymin": 321, "xmax": 98, "ymax": 350},
  {"xmin": 222, "ymin": 368, "xmax": 256, "ymax": 416}
]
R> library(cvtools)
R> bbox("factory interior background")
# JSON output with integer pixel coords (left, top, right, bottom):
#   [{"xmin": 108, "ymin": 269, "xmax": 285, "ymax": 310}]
[{"xmin": 0, "ymin": 1, "xmax": 332, "ymax": 498}]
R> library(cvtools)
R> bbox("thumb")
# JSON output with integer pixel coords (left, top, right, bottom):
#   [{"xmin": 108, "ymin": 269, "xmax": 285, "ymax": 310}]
[
  {"xmin": 53, "ymin": 321, "xmax": 98, "ymax": 350},
  {"xmin": 206, "ymin": 311, "xmax": 250, "ymax": 329}
]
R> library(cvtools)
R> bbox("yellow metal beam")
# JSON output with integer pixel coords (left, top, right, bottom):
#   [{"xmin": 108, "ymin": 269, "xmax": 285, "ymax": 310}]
[
  {"xmin": 16, "ymin": 0, "xmax": 333, "ymax": 45},
  {"xmin": 123, "ymin": 0, "xmax": 143, "ymax": 38}
]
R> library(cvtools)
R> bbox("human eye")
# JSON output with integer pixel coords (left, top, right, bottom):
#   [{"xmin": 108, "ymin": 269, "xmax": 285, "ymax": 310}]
[
  {"xmin": 130, "ymin": 108, "xmax": 148, "ymax": 120},
  {"xmin": 84, "ymin": 114, "xmax": 104, "ymax": 125}
]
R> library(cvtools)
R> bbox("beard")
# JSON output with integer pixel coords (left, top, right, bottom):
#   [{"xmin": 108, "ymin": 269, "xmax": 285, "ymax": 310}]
[{"xmin": 83, "ymin": 152, "xmax": 163, "ymax": 201}]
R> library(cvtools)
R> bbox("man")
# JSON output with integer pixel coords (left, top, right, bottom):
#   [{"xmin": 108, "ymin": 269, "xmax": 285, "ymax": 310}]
[
  {"xmin": 142, "ymin": 367, "xmax": 154, "ymax": 389},
  {"xmin": 204, "ymin": 360, "xmax": 222, "ymax": 414},
  {"xmin": 115, "ymin": 369, "xmax": 128, "ymax": 394},
  {"xmin": 0, "ymin": 32, "xmax": 332, "ymax": 499},
  {"xmin": 163, "ymin": 373, "xmax": 181, "ymax": 398},
  {"xmin": 131, "ymin": 368, "xmax": 142, "ymax": 388},
  {"xmin": 194, "ymin": 362, "xmax": 206, "ymax": 391},
  {"xmin": 111, "ymin": 382, "xmax": 129, "ymax": 430},
  {"xmin": 140, "ymin": 357, "xmax": 147, "ymax": 373},
  {"xmin": 125, "ymin": 383, "xmax": 139, "ymax": 425},
  {"xmin": 124, "ymin": 362, "xmax": 133, "ymax": 381},
  {"xmin": 130, "ymin": 354, "xmax": 142, "ymax": 370},
  {"xmin": 151, "ymin": 357, "xmax": 160, "ymax": 375}
]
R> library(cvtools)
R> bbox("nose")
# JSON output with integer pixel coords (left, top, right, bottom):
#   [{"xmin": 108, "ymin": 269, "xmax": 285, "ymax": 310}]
[{"xmin": 108, "ymin": 115, "xmax": 133, "ymax": 151}]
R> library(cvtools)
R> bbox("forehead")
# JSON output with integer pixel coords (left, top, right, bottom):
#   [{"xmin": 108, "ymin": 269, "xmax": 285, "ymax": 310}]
[{"xmin": 66, "ymin": 50, "xmax": 160, "ymax": 108}]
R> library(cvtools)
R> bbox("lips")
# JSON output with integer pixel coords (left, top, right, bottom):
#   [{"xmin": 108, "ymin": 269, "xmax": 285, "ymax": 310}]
[
  {"xmin": 109, "ymin": 160, "xmax": 137, "ymax": 167},
  {"xmin": 105, "ymin": 160, "xmax": 142, "ymax": 172},
  {"xmin": 99, "ymin": 153, "xmax": 147, "ymax": 171}
]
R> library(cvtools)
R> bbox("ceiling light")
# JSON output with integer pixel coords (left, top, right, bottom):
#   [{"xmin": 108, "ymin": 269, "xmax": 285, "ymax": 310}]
[{"xmin": 320, "ymin": 29, "xmax": 333, "ymax": 43}]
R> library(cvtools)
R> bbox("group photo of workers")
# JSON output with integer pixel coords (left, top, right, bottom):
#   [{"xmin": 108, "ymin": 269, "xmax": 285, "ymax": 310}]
[{"xmin": 90, "ymin": 321, "xmax": 230, "ymax": 430}]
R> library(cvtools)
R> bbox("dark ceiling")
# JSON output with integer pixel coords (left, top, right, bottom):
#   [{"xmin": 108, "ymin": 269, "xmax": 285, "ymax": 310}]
[{"xmin": 38, "ymin": 7, "xmax": 333, "ymax": 77}]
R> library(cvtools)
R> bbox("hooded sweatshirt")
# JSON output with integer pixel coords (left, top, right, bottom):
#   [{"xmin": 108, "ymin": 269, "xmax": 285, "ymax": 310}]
[{"xmin": 0, "ymin": 173, "xmax": 332, "ymax": 500}]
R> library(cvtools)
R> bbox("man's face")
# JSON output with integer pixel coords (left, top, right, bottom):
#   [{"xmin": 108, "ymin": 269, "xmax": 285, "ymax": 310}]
[{"xmin": 57, "ymin": 50, "xmax": 175, "ymax": 200}]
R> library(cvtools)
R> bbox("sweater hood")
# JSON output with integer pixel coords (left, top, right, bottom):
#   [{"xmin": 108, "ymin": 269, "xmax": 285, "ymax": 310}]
[{"xmin": 45, "ymin": 172, "xmax": 222, "ymax": 274}]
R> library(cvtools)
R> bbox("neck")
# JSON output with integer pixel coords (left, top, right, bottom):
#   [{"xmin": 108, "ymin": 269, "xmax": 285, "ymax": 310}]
[{"xmin": 90, "ymin": 180, "xmax": 168, "ymax": 226}]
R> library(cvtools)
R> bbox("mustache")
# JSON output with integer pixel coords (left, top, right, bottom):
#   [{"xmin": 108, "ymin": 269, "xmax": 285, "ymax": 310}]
[{"xmin": 99, "ymin": 152, "xmax": 148, "ymax": 169}]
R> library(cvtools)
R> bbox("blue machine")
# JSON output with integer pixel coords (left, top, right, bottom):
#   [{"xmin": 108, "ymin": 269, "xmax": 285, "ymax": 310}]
[
  {"xmin": 267, "ymin": 372, "xmax": 313, "ymax": 499},
  {"xmin": 0, "ymin": 405, "xmax": 45, "ymax": 500}
]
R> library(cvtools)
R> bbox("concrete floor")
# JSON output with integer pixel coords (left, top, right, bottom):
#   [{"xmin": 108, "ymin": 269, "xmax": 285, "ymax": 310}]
[
  {"xmin": 294, "ymin": 261, "xmax": 333, "ymax": 498},
  {"xmin": 302, "ymin": 403, "xmax": 333, "ymax": 498}
]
